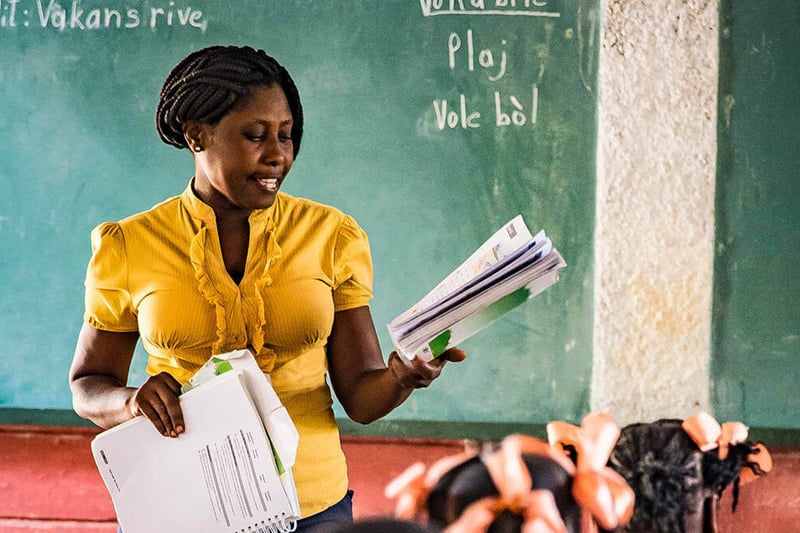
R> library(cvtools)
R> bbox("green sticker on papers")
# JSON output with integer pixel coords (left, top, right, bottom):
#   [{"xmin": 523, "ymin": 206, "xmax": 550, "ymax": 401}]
[
  {"xmin": 428, "ymin": 330, "xmax": 452, "ymax": 358},
  {"xmin": 211, "ymin": 357, "xmax": 233, "ymax": 375}
]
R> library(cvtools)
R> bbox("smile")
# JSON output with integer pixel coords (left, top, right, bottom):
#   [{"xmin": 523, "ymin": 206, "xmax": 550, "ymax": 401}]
[{"xmin": 255, "ymin": 177, "xmax": 279, "ymax": 192}]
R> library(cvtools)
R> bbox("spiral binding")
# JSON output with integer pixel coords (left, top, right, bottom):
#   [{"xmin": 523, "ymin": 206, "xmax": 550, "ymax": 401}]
[{"xmin": 236, "ymin": 514, "xmax": 297, "ymax": 533}]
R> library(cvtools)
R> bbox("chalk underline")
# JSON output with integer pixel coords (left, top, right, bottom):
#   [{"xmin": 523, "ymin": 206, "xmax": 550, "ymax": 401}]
[{"xmin": 421, "ymin": 10, "xmax": 561, "ymax": 18}]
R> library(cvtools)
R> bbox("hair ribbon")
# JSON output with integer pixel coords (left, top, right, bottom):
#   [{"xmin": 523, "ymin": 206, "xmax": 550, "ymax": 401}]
[
  {"xmin": 681, "ymin": 411, "xmax": 773, "ymax": 483},
  {"xmin": 385, "ymin": 451, "xmax": 478, "ymax": 520},
  {"xmin": 447, "ymin": 435, "xmax": 572, "ymax": 533},
  {"xmin": 546, "ymin": 412, "xmax": 635, "ymax": 531}
]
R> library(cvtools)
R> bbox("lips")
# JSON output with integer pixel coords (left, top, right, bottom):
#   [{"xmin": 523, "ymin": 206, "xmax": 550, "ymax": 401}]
[{"xmin": 253, "ymin": 175, "xmax": 280, "ymax": 192}]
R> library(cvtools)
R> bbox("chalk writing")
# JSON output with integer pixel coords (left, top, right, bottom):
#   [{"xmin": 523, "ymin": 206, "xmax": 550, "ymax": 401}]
[
  {"xmin": 431, "ymin": 85, "xmax": 539, "ymax": 130},
  {"xmin": 495, "ymin": 85, "xmax": 538, "ymax": 126},
  {"xmin": 419, "ymin": 0, "xmax": 560, "ymax": 18},
  {"xmin": 448, "ymin": 29, "xmax": 507, "ymax": 81},
  {"xmin": 0, "ymin": 0, "xmax": 207, "ymax": 31},
  {"xmin": 431, "ymin": 24, "xmax": 543, "ymax": 131}
]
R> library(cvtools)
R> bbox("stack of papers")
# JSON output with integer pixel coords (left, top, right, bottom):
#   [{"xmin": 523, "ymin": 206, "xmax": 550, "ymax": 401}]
[
  {"xmin": 388, "ymin": 215, "xmax": 566, "ymax": 361},
  {"xmin": 91, "ymin": 350, "xmax": 300, "ymax": 533}
]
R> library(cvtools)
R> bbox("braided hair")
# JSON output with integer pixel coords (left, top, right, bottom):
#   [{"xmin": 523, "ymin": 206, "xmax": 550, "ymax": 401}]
[
  {"xmin": 608, "ymin": 420, "xmax": 704, "ymax": 533},
  {"xmin": 701, "ymin": 440, "xmax": 769, "ymax": 513},
  {"xmin": 155, "ymin": 45, "xmax": 304, "ymax": 156},
  {"xmin": 608, "ymin": 418, "xmax": 768, "ymax": 533}
]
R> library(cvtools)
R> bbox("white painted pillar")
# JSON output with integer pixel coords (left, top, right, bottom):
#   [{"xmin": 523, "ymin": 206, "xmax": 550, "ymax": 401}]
[{"xmin": 592, "ymin": 0, "xmax": 719, "ymax": 424}]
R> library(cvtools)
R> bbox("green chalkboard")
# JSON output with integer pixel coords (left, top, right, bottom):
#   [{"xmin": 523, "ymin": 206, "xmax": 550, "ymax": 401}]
[
  {"xmin": 0, "ymin": 0, "xmax": 599, "ymax": 435},
  {"xmin": 712, "ymin": 1, "xmax": 800, "ymax": 430}
]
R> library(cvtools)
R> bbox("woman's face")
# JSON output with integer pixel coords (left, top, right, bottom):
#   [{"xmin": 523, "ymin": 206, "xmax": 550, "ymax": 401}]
[{"xmin": 190, "ymin": 84, "xmax": 295, "ymax": 213}]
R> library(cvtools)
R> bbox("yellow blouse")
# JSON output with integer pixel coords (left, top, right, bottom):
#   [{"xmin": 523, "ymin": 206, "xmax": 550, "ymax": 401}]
[{"xmin": 84, "ymin": 181, "xmax": 373, "ymax": 517}]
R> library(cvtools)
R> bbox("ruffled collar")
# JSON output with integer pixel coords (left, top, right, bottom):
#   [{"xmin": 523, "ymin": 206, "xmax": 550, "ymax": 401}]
[{"xmin": 180, "ymin": 179, "xmax": 281, "ymax": 368}]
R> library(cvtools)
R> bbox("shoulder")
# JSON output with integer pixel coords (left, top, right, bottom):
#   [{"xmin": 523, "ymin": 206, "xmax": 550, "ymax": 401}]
[
  {"xmin": 273, "ymin": 192, "xmax": 362, "ymax": 232},
  {"xmin": 89, "ymin": 195, "xmax": 184, "ymax": 252},
  {"xmin": 116, "ymin": 194, "xmax": 184, "ymax": 229}
]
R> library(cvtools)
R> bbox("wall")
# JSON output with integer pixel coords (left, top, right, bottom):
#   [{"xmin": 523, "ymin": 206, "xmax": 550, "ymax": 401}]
[
  {"xmin": 0, "ymin": 0, "xmax": 600, "ymax": 435},
  {"xmin": 711, "ymin": 0, "xmax": 800, "ymax": 430}
]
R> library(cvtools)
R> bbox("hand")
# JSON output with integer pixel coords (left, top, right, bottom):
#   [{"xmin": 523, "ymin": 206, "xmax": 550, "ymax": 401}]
[
  {"xmin": 128, "ymin": 372, "xmax": 184, "ymax": 437},
  {"xmin": 388, "ymin": 348, "xmax": 467, "ymax": 389}
]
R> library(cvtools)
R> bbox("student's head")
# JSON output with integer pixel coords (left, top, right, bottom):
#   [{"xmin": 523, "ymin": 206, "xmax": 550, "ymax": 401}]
[
  {"xmin": 156, "ymin": 45, "xmax": 303, "ymax": 156},
  {"xmin": 426, "ymin": 451, "xmax": 582, "ymax": 533},
  {"xmin": 607, "ymin": 415, "xmax": 772, "ymax": 533},
  {"xmin": 386, "ymin": 432, "xmax": 632, "ymax": 533}
]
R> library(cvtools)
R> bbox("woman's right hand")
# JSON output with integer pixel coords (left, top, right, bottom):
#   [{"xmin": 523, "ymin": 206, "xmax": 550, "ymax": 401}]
[{"xmin": 129, "ymin": 372, "xmax": 185, "ymax": 437}]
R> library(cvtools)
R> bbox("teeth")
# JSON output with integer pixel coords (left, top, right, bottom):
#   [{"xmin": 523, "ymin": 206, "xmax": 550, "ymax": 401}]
[{"xmin": 263, "ymin": 178, "xmax": 278, "ymax": 191}]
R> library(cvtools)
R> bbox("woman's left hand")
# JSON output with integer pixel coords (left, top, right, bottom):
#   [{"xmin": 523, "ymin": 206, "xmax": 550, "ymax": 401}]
[{"xmin": 388, "ymin": 348, "xmax": 467, "ymax": 389}]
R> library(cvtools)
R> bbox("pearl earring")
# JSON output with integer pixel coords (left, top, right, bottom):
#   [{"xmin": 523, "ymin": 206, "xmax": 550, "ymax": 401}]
[{"xmin": 193, "ymin": 145, "xmax": 203, "ymax": 152}]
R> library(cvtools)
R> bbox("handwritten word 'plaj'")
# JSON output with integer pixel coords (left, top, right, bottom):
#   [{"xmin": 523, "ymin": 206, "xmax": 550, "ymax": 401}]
[
  {"xmin": 419, "ymin": 0, "xmax": 560, "ymax": 18},
  {"xmin": 0, "ymin": 0, "xmax": 207, "ymax": 31}
]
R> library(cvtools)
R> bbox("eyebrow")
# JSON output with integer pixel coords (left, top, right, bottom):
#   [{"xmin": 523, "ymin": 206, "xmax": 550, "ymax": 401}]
[{"xmin": 251, "ymin": 118, "xmax": 293, "ymax": 127}]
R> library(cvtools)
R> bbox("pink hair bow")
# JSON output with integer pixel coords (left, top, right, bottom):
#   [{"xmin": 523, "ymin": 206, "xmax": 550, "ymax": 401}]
[
  {"xmin": 681, "ymin": 411, "xmax": 773, "ymax": 483},
  {"xmin": 445, "ymin": 435, "xmax": 575, "ymax": 533},
  {"xmin": 546, "ymin": 412, "xmax": 635, "ymax": 531},
  {"xmin": 443, "ymin": 491, "xmax": 570, "ymax": 533},
  {"xmin": 681, "ymin": 411, "xmax": 748, "ymax": 460},
  {"xmin": 384, "ymin": 450, "xmax": 478, "ymax": 520}
]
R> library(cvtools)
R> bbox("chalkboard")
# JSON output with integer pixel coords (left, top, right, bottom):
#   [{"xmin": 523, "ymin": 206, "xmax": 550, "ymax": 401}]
[
  {"xmin": 712, "ymin": 1, "xmax": 800, "ymax": 431},
  {"xmin": 0, "ymin": 0, "xmax": 599, "ymax": 437}
]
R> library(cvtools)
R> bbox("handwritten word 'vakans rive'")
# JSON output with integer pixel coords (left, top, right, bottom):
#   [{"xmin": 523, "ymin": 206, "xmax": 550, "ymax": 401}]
[
  {"xmin": 419, "ymin": 0, "xmax": 560, "ymax": 18},
  {"xmin": 0, "ymin": 0, "xmax": 207, "ymax": 31}
]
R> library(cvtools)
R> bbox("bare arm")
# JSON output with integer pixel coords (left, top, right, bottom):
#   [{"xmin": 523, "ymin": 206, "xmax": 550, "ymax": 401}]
[
  {"xmin": 326, "ymin": 306, "xmax": 466, "ymax": 424},
  {"xmin": 69, "ymin": 322, "xmax": 184, "ymax": 436}
]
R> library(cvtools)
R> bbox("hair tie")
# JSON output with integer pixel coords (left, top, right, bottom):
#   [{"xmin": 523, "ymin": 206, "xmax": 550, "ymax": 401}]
[
  {"xmin": 443, "ymin": 490, "xmax": 569, "ymax": 533},
  {"xmin": 447, "ymin": 435, "xmax": 572, "ymax": 533},
  {"xmin": 681, "ymin": 411, "xmax": 773, "ymax": 483},
  {"xmin": 546, "ymin": 412, "xmax": 635, "ymax": 531},
  {"xmin": 682, "ymin": 411, "xmax": 747, "ymax": 459}
]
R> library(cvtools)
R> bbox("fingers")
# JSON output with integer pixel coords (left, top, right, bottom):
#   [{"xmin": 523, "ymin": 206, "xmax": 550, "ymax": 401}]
[
  {"xmin": 441, "ymin": 347, "xmax": 468, "ymax": 363},
  {"xmin": 389, "ymin": 348, "xmax": 466, "ymax": 389},
  {"xmin": 131, "ymin": 372, "xmax": 185, "ymax": 437}
]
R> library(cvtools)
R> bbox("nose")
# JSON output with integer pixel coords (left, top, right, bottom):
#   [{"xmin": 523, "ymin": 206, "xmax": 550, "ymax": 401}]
[{"xmin": 260, "ymin": 133, "xmax": 288, "ymax": 166}]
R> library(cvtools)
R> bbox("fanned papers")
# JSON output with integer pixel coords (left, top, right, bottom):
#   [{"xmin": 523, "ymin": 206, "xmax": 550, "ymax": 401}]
[
  {"xmin": 388, "ymin": 215, "xmax": 566, "ymax": 361},
  {"xmin": 91, "ymin": 354, "xmax": 300, "ymax": 533}
]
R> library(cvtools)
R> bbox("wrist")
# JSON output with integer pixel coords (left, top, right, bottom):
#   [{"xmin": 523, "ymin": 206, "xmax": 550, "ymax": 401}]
[
  {"xmin": 124, "ymin": 388, "xmax": 140, "ymax": 419},
  {"xmin": 388, "ymin": 352, "xmax": 417, "ymax": 390}
]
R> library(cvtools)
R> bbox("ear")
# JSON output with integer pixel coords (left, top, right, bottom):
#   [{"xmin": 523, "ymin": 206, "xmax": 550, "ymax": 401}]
[{"xmin": 182, "ymin": 121, "xmax": 206, "ymax": 152}]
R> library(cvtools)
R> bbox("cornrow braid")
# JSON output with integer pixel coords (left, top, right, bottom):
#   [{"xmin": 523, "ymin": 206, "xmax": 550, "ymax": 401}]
[
  {"xmin": 608, "ymin": 420, "xmax": 704, "ymax": 533},
  {"xmin": 155, "ymin": 45, "xmax": 304, "ymax": 156}
]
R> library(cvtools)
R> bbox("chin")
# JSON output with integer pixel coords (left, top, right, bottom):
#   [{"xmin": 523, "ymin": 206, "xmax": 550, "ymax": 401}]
[{"xmin": 251, "ymin": 192, "xmax": 278, "ymax": 210}]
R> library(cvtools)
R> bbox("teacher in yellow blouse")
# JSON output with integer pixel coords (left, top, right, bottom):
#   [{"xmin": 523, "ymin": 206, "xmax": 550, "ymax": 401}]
[{"xmin": 68, "ymin": 45, "xmax": 466, "ymax": 532}]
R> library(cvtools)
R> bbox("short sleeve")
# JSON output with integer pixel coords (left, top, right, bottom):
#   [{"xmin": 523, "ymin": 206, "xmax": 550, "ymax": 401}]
[
  {"xmin": 332, "ymin": 215, "xmax": 374, "ymax": 311},
  {"xmin": 84, "ymin": 222, "xmax": 138, "ymax": 331}
]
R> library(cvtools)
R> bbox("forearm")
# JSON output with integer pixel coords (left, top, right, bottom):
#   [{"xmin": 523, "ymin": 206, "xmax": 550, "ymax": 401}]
[
  {"xmin": 340, "ymin": 367, "xmax": 414, "ymax": 424},
  {"xmin": 71, "ymin": 375, "xmax": 137, "ymax": 429}
]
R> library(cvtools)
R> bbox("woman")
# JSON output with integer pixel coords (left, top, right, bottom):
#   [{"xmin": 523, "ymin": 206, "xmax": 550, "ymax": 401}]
[{"xmin": 69, "ymin": 45, "xmax": 466, "ymax": 532}]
